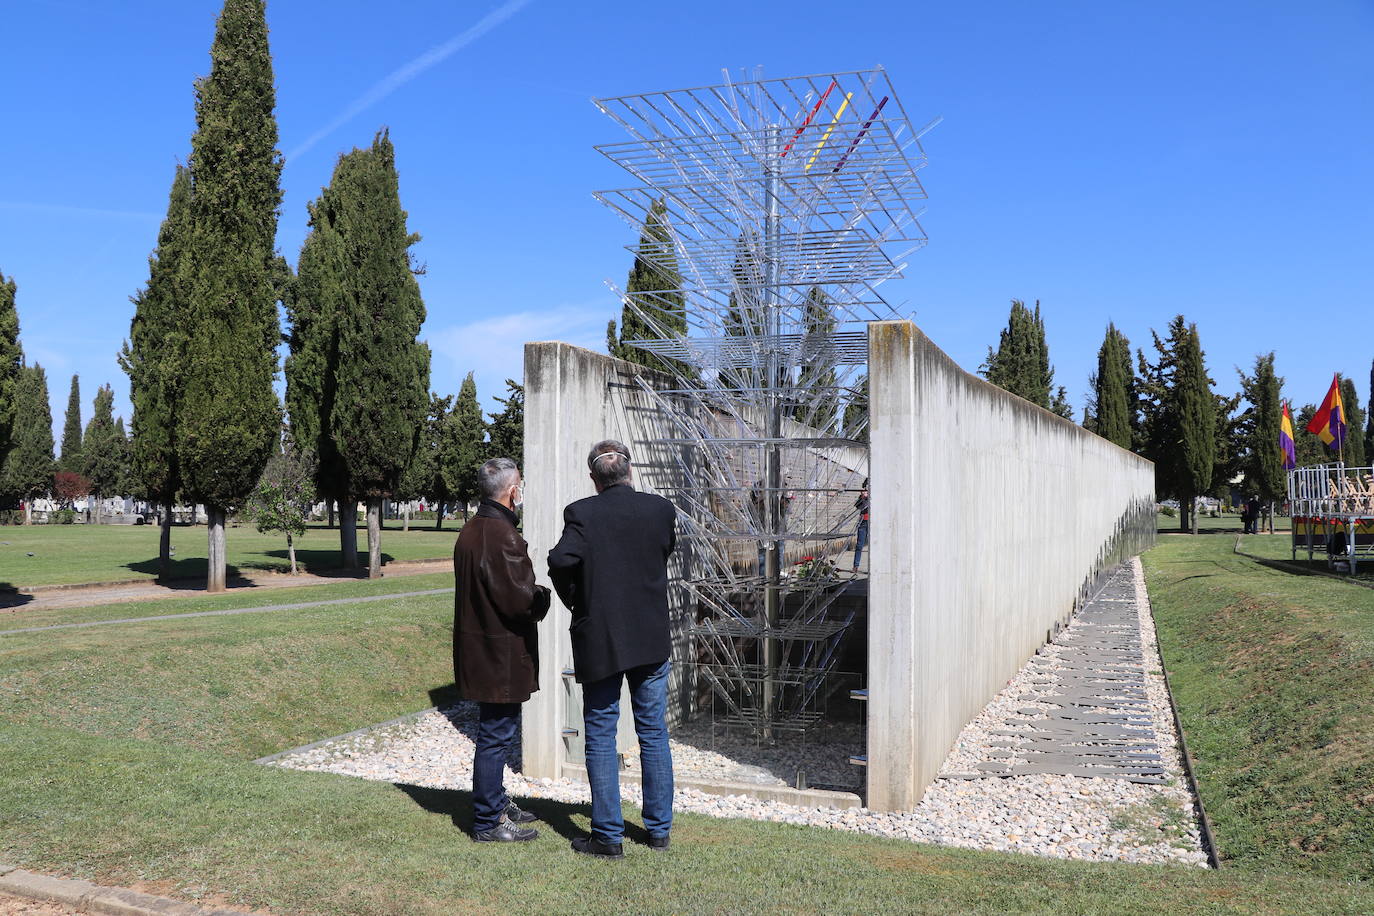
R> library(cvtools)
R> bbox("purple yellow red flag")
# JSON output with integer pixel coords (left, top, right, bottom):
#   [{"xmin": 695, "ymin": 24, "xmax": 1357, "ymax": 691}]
[
  {"xmin": 1279, "ymin": 402, "xmax": 1297, "ymax": 470},
  {"xmin": 1305, "ymin": 373, "xmax": 1347, "ymax": 451}
]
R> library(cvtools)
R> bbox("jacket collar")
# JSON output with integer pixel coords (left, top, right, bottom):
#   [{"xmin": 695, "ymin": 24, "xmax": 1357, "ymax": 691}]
[
  {"xmin": 476, "ymin": 498, "xmax": 520, "ymax": 528},
  {"xmin": 598, "ymin": 482, "xmax": 635, "ymax": 496}
]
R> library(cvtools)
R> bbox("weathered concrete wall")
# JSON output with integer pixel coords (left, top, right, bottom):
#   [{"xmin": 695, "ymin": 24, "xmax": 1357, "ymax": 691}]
[
  {"xmin": 521, "ymin": 341, "xmax": 694, "ymax": 779},
  {"xmin": 866, "ymin": 320, "xmax": 1155, "ymax": 811}
]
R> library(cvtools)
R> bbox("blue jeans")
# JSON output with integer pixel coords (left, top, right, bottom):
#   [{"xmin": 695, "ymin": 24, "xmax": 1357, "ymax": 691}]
[
  {"xmin": 582, "ymin": 659, "xmax": 673, "ymax": 844},
  {"xmin": 854, "ymin": 519, "xmax": 869, "ymax": 568},
  {"xmin": 472, "ymin": 701, "xmax": 520, "ymax": 833}
]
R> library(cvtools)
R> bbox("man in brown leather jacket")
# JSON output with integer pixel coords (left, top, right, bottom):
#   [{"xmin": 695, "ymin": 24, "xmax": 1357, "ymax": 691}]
[{"xmin": 453, "ymin": 456, "xmax": 550, "ymax": 842}]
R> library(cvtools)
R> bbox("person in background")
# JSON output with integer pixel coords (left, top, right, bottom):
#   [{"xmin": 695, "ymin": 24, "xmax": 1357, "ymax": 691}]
[{"xmin": 853, "ymin": 478, "xmax": 870, "ymax": 571}]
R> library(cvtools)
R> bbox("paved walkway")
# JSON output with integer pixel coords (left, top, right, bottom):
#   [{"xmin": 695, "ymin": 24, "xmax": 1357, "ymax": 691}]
[
  {"xmin": 0, "ymin": 588, "xmax": 454, "ymax": 636},
  {"xmin": 0, "ymin": 559, "xmax": 449, "ymax": 614},
  {"xmin": 967, "ymin": 564, "xmax": 1166, "ymax": 783}
]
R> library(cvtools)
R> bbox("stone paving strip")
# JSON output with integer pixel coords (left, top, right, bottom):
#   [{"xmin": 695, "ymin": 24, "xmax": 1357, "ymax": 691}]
[
  {"xmin": 0, "ymin": 864, "xmax": 260, "ymax": 915},
  {"xmin": 0, "ymin": 589, "xmax": 453, "ymax": 636},
  {"xmin": 267, "ymin": 557, "xmax": 1207, "ymax": 866}
]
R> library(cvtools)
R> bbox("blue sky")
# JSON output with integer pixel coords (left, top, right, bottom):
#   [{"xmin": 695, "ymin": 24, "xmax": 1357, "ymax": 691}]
[{"xmin": 2, "ymin": 0, "xmax": 1371, "ymax": 438}]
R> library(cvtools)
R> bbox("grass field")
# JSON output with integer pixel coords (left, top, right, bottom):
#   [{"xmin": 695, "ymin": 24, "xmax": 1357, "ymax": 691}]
[
  {"xmin": 0, "ymin": 521, "xmax": 458, "ymax": 588},
  {"xmin": 1143, "ymin": 533, "xmax": 1374, "ymax": 878},
  {"xmin": 2, "ymin": 573, "xmax": 1373, "ymax": 913}
]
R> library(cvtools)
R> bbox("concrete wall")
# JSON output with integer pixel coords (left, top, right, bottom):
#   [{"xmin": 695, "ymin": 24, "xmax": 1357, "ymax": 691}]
[
  {"xmin": 865, "ymin": 320, "xmax": 1155, "ymax": 811},
  {"xmin": 520, "ymin": 341, "xmax": 695, "ymax": 779}
]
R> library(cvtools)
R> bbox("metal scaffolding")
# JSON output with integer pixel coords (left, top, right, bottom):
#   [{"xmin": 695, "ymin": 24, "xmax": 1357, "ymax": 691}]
[
  {"xmin": 1288, "ymin": 462, "xmax": 1374, "ymax": 573},
  {"xmin": 594, "ymin": 68, "xmax": 932, "ymax": 739}
]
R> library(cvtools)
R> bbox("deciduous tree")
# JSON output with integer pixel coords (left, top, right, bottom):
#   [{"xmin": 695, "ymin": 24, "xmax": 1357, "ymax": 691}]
[
  {"xmin": 177, "ymin": 0, "xmax": 285, "ymax": 592},
  {"xmin": 245, "ymin": 430, "xmax": 316, "ymax": 574}
]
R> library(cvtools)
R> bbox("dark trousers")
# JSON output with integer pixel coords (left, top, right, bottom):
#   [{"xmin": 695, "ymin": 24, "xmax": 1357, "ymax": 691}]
[{"xmin": 472, "ymin": 701, "xmax": 520, "ymax": 833}]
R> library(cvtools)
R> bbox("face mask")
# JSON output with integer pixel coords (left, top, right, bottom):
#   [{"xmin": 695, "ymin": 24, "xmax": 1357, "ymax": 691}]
[{"xmin": 512, "ymin": 486, "xmax": 524, "ymax": 511}]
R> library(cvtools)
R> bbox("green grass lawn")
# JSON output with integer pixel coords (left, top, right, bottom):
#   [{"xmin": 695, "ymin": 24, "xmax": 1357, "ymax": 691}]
[
  {"xmin": 0, "ymin": 521, "xmax": 458, "ymax": 588},
  {"xmin": 1155, "ymin": 511, "xmax": 1253, "ymax": 534},
  {"xmin": 1143, "ymin": 534, "xmax": 1374, "ymax": 878},
  {"xmin": 2, "ymin": 577, "xmax": 1373, "ymax": 913}
]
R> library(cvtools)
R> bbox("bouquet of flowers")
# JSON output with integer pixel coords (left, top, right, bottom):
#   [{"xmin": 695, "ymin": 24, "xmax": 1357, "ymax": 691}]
[{"xmin": 792, "ymin": 555, "xmax": 838, "ymax": 581}]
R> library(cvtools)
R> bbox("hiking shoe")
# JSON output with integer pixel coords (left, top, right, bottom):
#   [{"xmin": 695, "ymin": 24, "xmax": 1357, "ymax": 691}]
[
  {"xmin": 571, "ymin": 836, "xmax": 624, "ymax": 860},
  {"xmin": 504, "ymin": 801, "xmax": 538, "ymax": 824},
  {"xmin": 646, "ymin": 834, "xmax": 670, "ymax": 851}
]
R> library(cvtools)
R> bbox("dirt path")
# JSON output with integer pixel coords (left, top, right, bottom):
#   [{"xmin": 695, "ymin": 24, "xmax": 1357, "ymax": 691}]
[{"xmin": 0, "ymin": 559, "xmax": 449, "ymax": 614}]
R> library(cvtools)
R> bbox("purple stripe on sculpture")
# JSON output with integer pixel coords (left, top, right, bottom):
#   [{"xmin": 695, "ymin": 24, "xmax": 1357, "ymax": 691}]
[{"xmin": 831, "ymin": 96, "xmax": 888, "ymax": 173}]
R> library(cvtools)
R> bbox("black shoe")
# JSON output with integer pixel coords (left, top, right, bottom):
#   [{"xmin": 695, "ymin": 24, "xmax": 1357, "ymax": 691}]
[
  {"xmin": 504, "ymin": 801, "xmax": 538, "ymax": 824},
  {"xmin": 646, "ymin": 834, "xmax": 670, "ymax": 851},
  {"xmin": 474, "ymin": 817, "xmax": 538, "ymax": 843},
  {"xmin": 571, "ymin": 836, "xmax": 624, "ymax": 860}
]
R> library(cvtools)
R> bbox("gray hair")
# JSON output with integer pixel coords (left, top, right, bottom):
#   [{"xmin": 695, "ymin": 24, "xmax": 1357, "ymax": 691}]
[
  {"xmin": 587, "ymin": 439, "xmax": 631, "ymax": 488},
  {"xmin": 477, "ymin": 457, "xmax": 520, "ymax": 500}
]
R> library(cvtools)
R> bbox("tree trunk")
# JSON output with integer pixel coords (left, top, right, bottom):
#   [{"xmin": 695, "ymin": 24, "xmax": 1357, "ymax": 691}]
[
  {"xmin": 403, "ymin": 502, "xmax": 410, "ymax": 533},
  {"xmin": 287, "ymin": 531, "xmax": 297, "ymax": 575},
  {"xmin": 461, "ymin": 501, "xmax": 470, "ymax": 523},
  {"xmin": 327, "ymin": 500, "xmax": 336, "ymax": 528},
  {"xmin": 434, "ymin": 501, "xmax": 444, "ymax": 531},
  {"xmin": 92, "ymin": 493, "xmax": 102, "ymax": 526},
  {"xmin": 1190, "ymin": 498, "xmax": 1200, "ymax": 535},
  {"xmin": 367, "ymin": 499, "xmax": 382, "ymax": 579},
  {"xmin": 340, "ymin": 500, "xmax": 359, "ymax": 570},
  {"xmin": 207, "ymin": 506, "xmax": 227, "ymax": 593},
  {"xmin": 23, "ymin": 502, "xmax": 31, "ymax": 525},
  {"xmin": 158, "ymin": 499, "xmax": 173, "ymax": 581}
]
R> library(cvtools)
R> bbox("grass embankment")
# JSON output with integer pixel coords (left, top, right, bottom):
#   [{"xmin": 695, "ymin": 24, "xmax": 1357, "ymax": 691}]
[
  {"xmin": 1233, "ymin": 530, "xmax": 1374, "ymax": 583},
  {"xmin": 1143, "ymin": 533, "xmax": 1374, "ymax": 877},
  {"xmin": 2, "ymin": 576, "xmax": 1373, "ymax": 913},
  {"xmin": 0, "ymin": 522, "xmax": 457, "ymax": 588}
]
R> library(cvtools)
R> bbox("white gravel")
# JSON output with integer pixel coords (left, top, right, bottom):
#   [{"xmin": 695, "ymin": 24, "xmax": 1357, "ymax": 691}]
[{"xmin": 269, "ymin": 557, "xmax": 1208, "ymax": 866}]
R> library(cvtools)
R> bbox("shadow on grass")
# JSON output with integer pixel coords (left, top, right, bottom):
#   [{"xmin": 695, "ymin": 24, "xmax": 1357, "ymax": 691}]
[
  {"xmin": 1247, "ymin": 554, "xmax": 1374, "ymax": 584},
  {"xmin": 0, "ymin": 588, "xmax": 33, "ymax": 609},
  {"xmin": 120, "ymin": 551, "xmax": 396, "ymax": 581},
  {"xmin": 395, "ymin": 783, "xmax": 600, "ymax": 843}
]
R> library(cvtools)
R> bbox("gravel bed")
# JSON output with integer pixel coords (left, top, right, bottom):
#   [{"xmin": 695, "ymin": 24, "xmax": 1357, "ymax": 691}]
[{"xmin": 269, "ymin": 557, "xmax": 1207, "ymax": 866}]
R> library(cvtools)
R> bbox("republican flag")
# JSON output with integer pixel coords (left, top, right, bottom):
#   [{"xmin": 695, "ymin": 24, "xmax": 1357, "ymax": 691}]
[
  {"xmin": 1305, "ymin": 373, "xmax": 1347, "ymax": 452},
  {"xmin": 1280, "ymin": 402, "xmax": 1297, "ymax": 470}
]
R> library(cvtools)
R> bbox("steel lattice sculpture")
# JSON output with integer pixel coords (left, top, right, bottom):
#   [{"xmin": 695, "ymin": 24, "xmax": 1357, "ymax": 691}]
[{"xmin": 594, "ymin": 68, "xmax": 933, "ymax": 738}]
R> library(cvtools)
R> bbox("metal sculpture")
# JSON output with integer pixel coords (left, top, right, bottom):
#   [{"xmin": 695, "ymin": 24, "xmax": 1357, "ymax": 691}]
[{"xmin": 594, "ymin": 68, "xmax": 934, "ymax": 739}]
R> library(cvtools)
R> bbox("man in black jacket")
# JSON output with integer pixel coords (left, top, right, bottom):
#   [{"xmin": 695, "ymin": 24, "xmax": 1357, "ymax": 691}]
[
  {"xmin": 548, "ymin": 439, "xmax": 677, "ymax": 860},
  {"xmin": 453, "ymin": 457, "xmax": 550, "ymax": 843}
]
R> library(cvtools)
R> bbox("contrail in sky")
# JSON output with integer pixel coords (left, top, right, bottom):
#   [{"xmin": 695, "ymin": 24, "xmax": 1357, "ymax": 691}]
[{"xmin": 286, "ymin": 0, "xmax": 534, "ymax": 162}]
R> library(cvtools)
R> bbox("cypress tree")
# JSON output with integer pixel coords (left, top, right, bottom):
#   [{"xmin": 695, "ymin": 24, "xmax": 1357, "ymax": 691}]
[
  {"xmin": 1092, "ymin": 323, "xmax": 1134, "ymax": 449},
  {"xmin": 442, "ymin": 372, "xmax": 486, "ymax": 521},
  {"xmin": 177, "ymin": 0, "xmax": 284, "ymax": 592},
  {"xmin": 0, "ymin": 272, "xmax": 19, "ymax": 464},
  {"xmin": 1137, "ymin": 317, "xmax": 1188, "ymax": 529},
  {"xmin": 486, "ymin": 380, "xmax": 524, "ymax": 469},
  {"xmin": 981, "ymin": 299, "xmax": 1069, "ymax": 416},
  {"xmin": 1366, "ymin": 360, "xmax": 1374, "ymax": 464},
  {"xmin": 608, "ymin": 199, "xmax": 687, "ymax": 377},
  {"xmin": 81, "ymin": 384, "xmax": 120, "ymax": 523},
  {"xmin": 120, "ymin": 164, "xmax": 191, "ymax": 579},
  {"xmin": 285, "ymin": 171, "xmax": 349, "ymax": 553},
  {"xmin": 1237, "ymin": 353, "xmax": 1284, "ymax": 531},
  {"xmin": 325, "ymin": 132, "xmax": 430, "ymax": 578},
  {"xmin": 58, "ymin": 375, "xmax": 83, "ymax": 473},
  {"xmin": 0, "ymin": 364, "xmax": 55, "ymax": 523},
  {"xmin": 1338, "ymin": 375, "xmax": 1365, "ymax": 467},
  {"xmin": 1175, "ymin": 321, "xmax": 1217, "ymax": 534},
  {"xmin": 793, "ymin": 287, "xmax": 839, "ymax": 431},
  {"xmin": 396, "ymin": 392, "xmax": 451, "ymax": 531},
  {"xmin": 1293, "ymin": 403, "xmax": 1324, "ymax": 467}
]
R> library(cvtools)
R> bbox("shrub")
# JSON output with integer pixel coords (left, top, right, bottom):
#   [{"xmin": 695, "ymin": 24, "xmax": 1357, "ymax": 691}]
[
  {"xmin": 1159, "ymin": 505, "xmax": 1177, "ymax": 518},
  {"xmin": 52, "ymin": 509, "xmax": 75, "ymax": 525}
]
